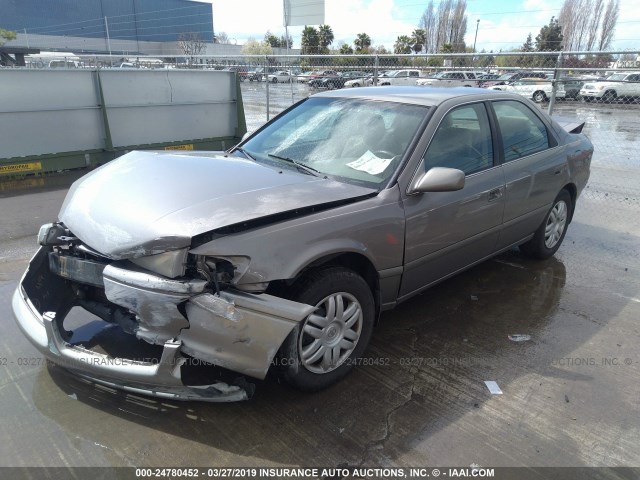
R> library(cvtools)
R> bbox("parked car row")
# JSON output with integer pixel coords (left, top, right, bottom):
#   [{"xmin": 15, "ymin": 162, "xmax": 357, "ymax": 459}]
[{"xmin": 242, "ymin": 66, "xmax": 640, "ymax": 104}]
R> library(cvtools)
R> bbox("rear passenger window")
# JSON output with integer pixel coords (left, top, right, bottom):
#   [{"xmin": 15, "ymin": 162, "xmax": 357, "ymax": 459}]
[
  {"xmin": 493, "ymin": 100, "xmax": 550, "ymax": 162},
  {"xmin": 423, "ymin": 103, "xmax": 494, "ymax": 175}
]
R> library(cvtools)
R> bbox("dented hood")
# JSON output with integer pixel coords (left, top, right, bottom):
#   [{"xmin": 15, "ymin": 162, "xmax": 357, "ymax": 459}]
[{"xmin": 59, "ymin": 151, "xmax": 376, "ymax": 259}]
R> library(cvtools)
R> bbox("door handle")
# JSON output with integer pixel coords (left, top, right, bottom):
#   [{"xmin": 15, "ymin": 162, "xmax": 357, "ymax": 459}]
[{"xmin": 488, "ymin": 188, "xmax": 503, "ymax": 202}]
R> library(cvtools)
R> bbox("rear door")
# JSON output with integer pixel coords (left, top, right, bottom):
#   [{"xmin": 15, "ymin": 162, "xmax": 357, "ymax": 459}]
[
  {"xmin": 490, "ymin": 99, "xmax": 566, "ymax": 249},
  {"xmin": 400, "ymin": 101, "xmax": 505, "ymax": 299}
]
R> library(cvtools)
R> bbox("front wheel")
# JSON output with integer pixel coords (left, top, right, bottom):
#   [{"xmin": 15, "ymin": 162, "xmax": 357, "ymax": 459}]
[
  {"xmin": 533, "ymin": 90, "xmax": 547, "ymax": 103},
  {"xmin": 271, "ymin": 77, "xmax": 278, "ymax": 83},
  {"xmin": 277, "ymin": 267, "xmax": 375, "ymax": 391},
  {"xmin": 520, "ymin": 189, "xmax": 572, "ymax": 259}
]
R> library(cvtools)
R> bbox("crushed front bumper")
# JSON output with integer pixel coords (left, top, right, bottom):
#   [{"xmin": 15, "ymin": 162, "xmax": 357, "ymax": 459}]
[{"xmin": 12, "ymin": 247, "xmax": 315, "ymax": 402}]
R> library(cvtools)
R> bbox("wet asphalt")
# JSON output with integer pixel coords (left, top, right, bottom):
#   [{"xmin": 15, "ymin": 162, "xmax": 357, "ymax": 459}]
[{"xmin": 0, "ymin": 100, "xmax": 638, "ymax": 469}]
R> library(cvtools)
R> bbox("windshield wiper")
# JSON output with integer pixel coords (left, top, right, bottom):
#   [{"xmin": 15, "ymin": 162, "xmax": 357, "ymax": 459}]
[
  {"xmin": 235, "ymin": 147, "xmax": 256, "ymax": 161},
  {"xmin": 267, "ymin": 153, "xmax": 323, "ymax": 177}
]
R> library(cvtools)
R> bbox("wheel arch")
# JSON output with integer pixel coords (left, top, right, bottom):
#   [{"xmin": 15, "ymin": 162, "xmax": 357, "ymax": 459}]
[
  {"xmin": 269, "ymin": 251, "xmax": 381, "ymax": 321},
  {"xmin": 561, "ymin": 182, "xmax": 578, "ymax": 222}
]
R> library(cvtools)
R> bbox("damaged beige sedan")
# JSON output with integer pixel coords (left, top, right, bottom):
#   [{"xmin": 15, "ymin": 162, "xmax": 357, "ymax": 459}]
[{"xmin": 12, "ymin": 87, "xmax": 592, "ymax": 401}]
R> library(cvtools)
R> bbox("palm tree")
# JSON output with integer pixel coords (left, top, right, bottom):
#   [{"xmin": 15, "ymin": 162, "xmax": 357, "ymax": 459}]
[
  {"xmin": 318, "ymin": 24, "xmax": 334, "ymax": 53},
  {"xmin": 339, "ymin": 43, "xmax": 354, "ymax": 54},
  {"xmin": 301, "ymin": 26, "xmax": 319, "ymax": 54},
  {"xmin": 394, "ymin": 35, "xmax": 412, "ymax": 54},
  {"xmin": 411, "ymin": 29, "xmax": 426, "ymax": 54},
  {"xmin": 354, "ymin": 33, "xmax": 372, "ymax": 54}
]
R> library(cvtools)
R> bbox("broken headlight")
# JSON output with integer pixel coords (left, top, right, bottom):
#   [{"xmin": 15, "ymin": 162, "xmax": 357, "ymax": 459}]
[
  {"xmin": 130, "ymin": 248, "xmax": 189, "ymax": 278},
  {"xmin": 37, "ymin": 223, "xmax": 70, "ymax": 246}
]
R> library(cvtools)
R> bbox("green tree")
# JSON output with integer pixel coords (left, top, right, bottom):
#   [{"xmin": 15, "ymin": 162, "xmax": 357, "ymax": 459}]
[
  {"xmin": 318, "ymin": 24, "xmax": 334, "ymax": 53},
  {"xmin": 535, "ymin": 17, "xmax": 563, "ymax": 51},
  {"xmin": 301, "ymin": 26, "xmax": 319, "ymax": 54},
  {"xmin": 394, "ymin": 35, "xmax": 413, "ymax": 54},
  {"xmin": 411, "ymin": 29, "xmax": 426, "ymax": 54},
  {"xmin": 265, "ymin": 31, "xmax": 292, "ymax": 49},
  {"xmin": 279, "ymin": 34, "xmax": 293, "ymax": 49},
  {"xmin": 516, "ymin": 33, "xmax": 535, "ymax": 67},
  {"xmin": 0, "ymin": 28, "xmax": 17, "ymax": 46},
  {"xmin": 354, "ymin": 33, "xmax": 372, "ymax": 53},
  {"xmin": 535, "ymin": 16, "xmax": 563, "ymax": 67},
  {"xmin": 339, "ymin": 43, "xmax": 354, "ymax": 54},
  {"xmin": 264, "ymin": 31, "xmax": 280, "ymax": 47}
]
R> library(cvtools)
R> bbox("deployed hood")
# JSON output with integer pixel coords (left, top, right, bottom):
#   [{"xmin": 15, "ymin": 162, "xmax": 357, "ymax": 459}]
[{"xmin": 60, "ymin": 151, "xmax": 376, "ymax": 259}]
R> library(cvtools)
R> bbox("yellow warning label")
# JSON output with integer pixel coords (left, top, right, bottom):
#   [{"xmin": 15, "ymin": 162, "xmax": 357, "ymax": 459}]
[
  {"xmin": 0, "ymin": 162, "xmax": 43, "ymax": 174},
  {"xmin": 164, "ymin": 144, "xmax": 194, "ymax": 151},
  {"xmin": 0, "ymin": 177, "xmax": 45, "ymax": 192}
]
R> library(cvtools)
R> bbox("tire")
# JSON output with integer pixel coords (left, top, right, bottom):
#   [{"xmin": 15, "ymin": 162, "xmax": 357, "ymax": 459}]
[
  {"xmin": 352, "ymin": 83, "xmax": 360, "ymax": 88},
  {"xmin": 533, "ymin": 90, "xmax": 547, "ymax": 103},
  {"xmin": 277, "ymin": 267, "xmax": 375, "ymax": 391},
  {"xmin": 602, "ymin": 90, "xmax": 616, "ymax": 103},
  {"xmin": 520, "ymin": 189, "xmax": 572, "ymax": 260},
  {"xmin": 271, "ymin": 77, "xmax": 278, "ymax": 83},
  {"xmin": 327, "ymin": 82, "xmax": 335, "ymax": 90}
]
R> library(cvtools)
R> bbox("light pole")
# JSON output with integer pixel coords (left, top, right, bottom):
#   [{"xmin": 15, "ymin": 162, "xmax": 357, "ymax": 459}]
[{"xmin": 473, "ymin": 19, "xmax": 480, "ymax": 67}]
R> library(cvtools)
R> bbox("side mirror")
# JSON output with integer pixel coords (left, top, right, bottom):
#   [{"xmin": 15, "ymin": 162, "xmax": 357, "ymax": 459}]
[{"xmin": 410, "ymin": 167, "xmax": 465, "ymax": 193}]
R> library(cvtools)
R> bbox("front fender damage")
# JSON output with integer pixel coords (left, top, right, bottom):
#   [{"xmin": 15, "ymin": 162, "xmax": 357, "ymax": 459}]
[{"xmin": 15, "ymin": 249, "xmax": 315, "ymax": 402}]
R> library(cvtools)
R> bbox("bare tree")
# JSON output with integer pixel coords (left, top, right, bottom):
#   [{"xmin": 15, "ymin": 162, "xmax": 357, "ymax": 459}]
[
  {"xmin": 419, "ymin": 1, "xmax": 436, "ymax": 53},
  {"xmin": 436, "ymin": 0, "xmax": 452, "ymax": 51},
  {"xmin": 559, "ymin": 0, "xmax": 619, "ymax": 51},
  {"xmin": 214, "ymin": 32, "xmax": 230, "ymax": 44},
  {"xmin": 421, "ymin": 0, "xmax": 467, "ymax": 54},
  {"xmin": 598, "ymin": 0, "xmax": 619, "ymax": 50},
  {"xmin": 449, "ymin": 0, "xmax": 467, "ymax": 51},
  {"xmin": 586, "ymin": 0, "xmax": 604, "ymax": 50},
  {"xmin": 178, "ymin": 32, "xmax": 206, "ymax": 63}
]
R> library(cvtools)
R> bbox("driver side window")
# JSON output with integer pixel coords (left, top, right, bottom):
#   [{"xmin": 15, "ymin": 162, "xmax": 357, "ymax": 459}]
[{"xmin": 423, "ymin": 103, "xmax": 494, "ymax": 175}]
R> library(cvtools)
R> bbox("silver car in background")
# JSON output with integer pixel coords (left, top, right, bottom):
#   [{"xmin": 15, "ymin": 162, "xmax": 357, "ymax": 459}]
[{"xmin": 12, "ymin": 87, "xmax": 592, "ymax": 401}]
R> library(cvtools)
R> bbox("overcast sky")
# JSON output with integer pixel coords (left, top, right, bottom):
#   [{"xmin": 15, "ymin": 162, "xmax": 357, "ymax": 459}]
[{"xmin": 205, "ymin": 0, "xmax": 639, "ymax": 52}]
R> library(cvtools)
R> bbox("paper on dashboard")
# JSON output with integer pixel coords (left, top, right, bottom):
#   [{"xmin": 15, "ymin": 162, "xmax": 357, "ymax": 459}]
[{"xmin": 346, "ymin": 150, "xmax": 393, "ymax": 175}]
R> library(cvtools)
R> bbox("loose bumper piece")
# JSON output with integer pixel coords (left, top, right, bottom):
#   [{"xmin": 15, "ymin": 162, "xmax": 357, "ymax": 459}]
[
  {"xmin": 12, "ymin": 247, "xmax": 315, "ymax": 402},
  {"xmin": 12, "ymin": 288, "xmax": 248, "ymax": 402}
]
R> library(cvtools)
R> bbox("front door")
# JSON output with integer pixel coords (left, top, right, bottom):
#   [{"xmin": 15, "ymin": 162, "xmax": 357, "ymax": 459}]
[{"xmin": 400, "ymin": 102, "xmax": 505, "ymax": 299}]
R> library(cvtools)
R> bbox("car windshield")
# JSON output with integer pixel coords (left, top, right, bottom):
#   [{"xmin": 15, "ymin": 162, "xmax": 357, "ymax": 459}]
[
  {"xmin": 239, "ymin": 97, "xmax": 429, "ymax": 188},
  {"xmin": 497, "ymin": 74, "xmax": 515, "ymax": 80},
  {"xmin": 607, "ymin": 73, "xmax": 627, "ymax": 81}
]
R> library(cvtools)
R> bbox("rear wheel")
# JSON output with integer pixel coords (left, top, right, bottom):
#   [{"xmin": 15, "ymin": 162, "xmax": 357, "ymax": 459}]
[
  {"xmin": 277, "ymin": 267, "xmax": 375, "ymax": 391},
  {"xmin": 520, "ymin": 189, "xmax": 572, "ymax": 259}
]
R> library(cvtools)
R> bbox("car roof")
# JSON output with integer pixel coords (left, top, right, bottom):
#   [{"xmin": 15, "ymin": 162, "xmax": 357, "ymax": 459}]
[{"xmin": 314, "ymin": 86, "xmax": 518, "ymax": 107}]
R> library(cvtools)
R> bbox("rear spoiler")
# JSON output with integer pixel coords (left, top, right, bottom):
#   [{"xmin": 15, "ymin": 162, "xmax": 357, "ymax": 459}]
[{"xmin": 553, "ymin": 116, "xmax": 585, "ymax": 134}]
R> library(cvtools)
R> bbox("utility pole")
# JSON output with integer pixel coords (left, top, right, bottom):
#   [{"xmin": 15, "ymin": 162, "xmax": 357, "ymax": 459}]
[
  {"xmin": 473, "ymin": 19, "xmax": 480, "ymax": 67},
  {"xmin": 104, "ymin": 16, "xmax": 112, "ymax": 65}
]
